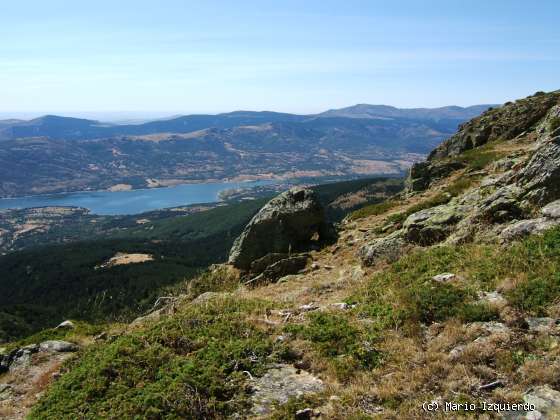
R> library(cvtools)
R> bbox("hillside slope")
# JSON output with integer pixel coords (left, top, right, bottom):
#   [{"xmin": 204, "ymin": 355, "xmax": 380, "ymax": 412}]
[
  {"xmin": 0, "ymin": 105, "xmax": 488, "ymax": 197},
  {"xmin": 4, "ymin": 90, "xmax": 560, "ymax": 419}
]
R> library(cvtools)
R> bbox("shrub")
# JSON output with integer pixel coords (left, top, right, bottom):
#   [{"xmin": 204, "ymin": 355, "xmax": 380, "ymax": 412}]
[
  {"xmin": 549, "ymin": 116, "xmax": 560, "ymax": 132},
  {"xmin": 508, "ymin": 276, "xmax": 560, "ymax": 316},
  {"xmin": 457, "ymin": 148, "xmax": 500, "ymax": 171},
  {"xmin": 285, "ymin": 312, "xmax": 382, "ymax": 374},
  {"xmin": 457, "ymin": 302, "xmax": 500, "ymax": 322},
  {"xmin": 30, "ymin": 298, "xmax": 283, "ymax": 419},
  {"xmin": 185, "ymin": 266, "xmax": 240, "ymax": 299},
  {"xmin": 348, "ymin": 200, "xmax": 398, "ymax": 221},
  {"xmin": 444, "ymin": 178, "xmax": 474, "ymax": 196},
  {"xmin": 406, "ymin": 282, "xmax": 470, "ymax": 323}
]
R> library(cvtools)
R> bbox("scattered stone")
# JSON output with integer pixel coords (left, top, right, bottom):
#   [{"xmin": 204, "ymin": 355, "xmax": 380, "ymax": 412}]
[
  {"xmin": 251, "ymin": 364, "xmax": 324, "ymax": 415},
  {"xmin": 295, "ymin": 408, "xmax": 318, "ymax": 419},
  {"xmin": 432, "ymin": 273, "xmax": 457, "ymax": 283},
  {"xmin": 94, "ymin": 332, "xmax": 108, "ymax": 341},
  {"xmin": 478, "ymin": 291, "xmax": 507, "ymax": 306},
  {"xmin": 525, "ymin": 317, "xmax": 559, "ymax": 333},
  {"xmin": 299, "ymin": 303, "xmax": 320, "ymax": 312},
  {"xmin": 310, "ymin": 262, "xmax": 320, "ymax": 271},
  {"xmin": 39, "ymin": 340, "xmax": 79, "ymax": 353},
  {"xmin": 330, "ymin": 302, "xmax": 356, "ymax": 310},
  {"xmin": 448, "ymin": 345, "xmax": 465, "ymax": 361},
  {"xmin": 323, "ymin": 265, "xmax": 334, "ymax": 270},
  {"xmin": 55, "ymin": 320, "xmax": 75, "ymax": 329},
  {"xmin": 229, "ymin": 188, "xmax": 331, "ymax": 270}
]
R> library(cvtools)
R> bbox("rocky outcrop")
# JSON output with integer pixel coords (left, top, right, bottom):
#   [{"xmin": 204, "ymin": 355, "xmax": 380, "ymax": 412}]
[
  {"xmin": 0, "ymin": 340, "xmax": 79, "ymax": 376},
  {"xmin": 229, "ymin": 188, "xmax": 331, "ymax": 270},
  {"xmin": 429, "ymin": 91, "xmax": 560, "ymax": 160},
  {"xmin": 405, "ymin": 91, "xmax": 560, "ymax": 195},
  {"xmin": 360, "ymin": 93, "xmax": 560, "ymax": 265}
]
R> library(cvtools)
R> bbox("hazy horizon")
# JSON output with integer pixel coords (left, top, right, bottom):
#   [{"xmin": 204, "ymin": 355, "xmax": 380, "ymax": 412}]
[{"xmin": 0, "ymin": 102, "xmax": 499, "ymax": 123}]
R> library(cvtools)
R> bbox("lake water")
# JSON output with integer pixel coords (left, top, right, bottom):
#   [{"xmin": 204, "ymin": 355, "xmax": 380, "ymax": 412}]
[{"xmin": 0, "ymin": 180, "xmax": 273, "ymax": 215}]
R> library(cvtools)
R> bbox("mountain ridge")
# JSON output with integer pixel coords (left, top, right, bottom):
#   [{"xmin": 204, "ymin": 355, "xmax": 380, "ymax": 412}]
[{"xmin": 0, "ymin": 103, "xmax": 495, "ymax": 141}]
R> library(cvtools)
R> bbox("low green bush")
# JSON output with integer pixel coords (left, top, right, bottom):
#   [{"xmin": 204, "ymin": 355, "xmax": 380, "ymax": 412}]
[
  {"xmin": 285, "ymin": 312, "xmax": 382, "ymax": 378},
  {"xmin": 549, "ymin": 116, "xmax": 560, "ymax": 132},
  {"xmin": 348, "ymin": 200, "xmax": 398, "ymax": 221},
  {"xmin": 457, "ymin": 302, "xmax": 500, "ymax": 322},
  {"xmin": 30, "ymin": 297, "xmax": 284, "ymax": 419}
]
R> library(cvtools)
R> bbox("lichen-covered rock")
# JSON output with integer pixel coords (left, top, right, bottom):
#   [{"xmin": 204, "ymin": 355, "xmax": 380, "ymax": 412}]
[
  {"xmin": 260, "ymin": 254, "xmax": 309, "ymax": 282},
  {"xmin": 39, "ymin": 340, "xmax": 79, "ymax": 353},
  {"xmin": 251, "ymin": 364, "xmax": 324, "ymax": 416},
  {"xmin": 359, "ymin": 231, "xmax": 407, "ymax": 266},
  {"xmin": 515, "ymin": 137, "xmax": 560, "ymax": 205},
  {"xmin": 541, "ymin": 199, "xmax": 560, "ymax": 219},
  {"xmin": 519, "ymin": 386, "xmax": 560, "ymax": 419},
  {"xmin": 500, "ymin": 218, "xmax": 560, "ymax": 242},
  {"xmin": 402, "ymin": 203, "xmax": 469, "ymax": 245},
  {"xmin": 477, "ymin": 185, "xmax": 524, "ymax": 223},
  {"xmin": 55, "ymin": 320, "xmax": 75, "ymax": 329},
  {"xmin": 429, "ymin": 92, "xmax": 560, "ymax": 160},
  {"xmin": 229, "ymin": 188, "xmax": 328, "ymax": 270}
]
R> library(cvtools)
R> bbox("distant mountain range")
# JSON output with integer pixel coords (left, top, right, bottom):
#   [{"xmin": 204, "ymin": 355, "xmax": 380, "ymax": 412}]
[{"xmin": 0, "ymin": 104, "xmax": 496, "ymax": 198}]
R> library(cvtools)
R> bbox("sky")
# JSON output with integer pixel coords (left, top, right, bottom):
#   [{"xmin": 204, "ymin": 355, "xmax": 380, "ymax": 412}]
[{"xmin": 1, "ymin": 0, "xmax": 559, "ymax": 119}]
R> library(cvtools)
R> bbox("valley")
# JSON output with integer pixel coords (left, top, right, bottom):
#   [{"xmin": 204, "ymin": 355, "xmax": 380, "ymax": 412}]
[{"xmin": 0, "ymin": 105, "xmax": 490, "ymax": 198}]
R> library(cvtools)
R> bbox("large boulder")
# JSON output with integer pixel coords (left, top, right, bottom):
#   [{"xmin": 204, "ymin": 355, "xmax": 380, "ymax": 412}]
[
  {"xmin": 515, "ymin": 136, "xmax": 560, "ymax": 205},
  {"xmin": 228, "ymin": 188, "xmax": 329, "ymax": 270},
  {"xmin": 359, "ymin": 231, "xmax": 408, "ymax": 266}
]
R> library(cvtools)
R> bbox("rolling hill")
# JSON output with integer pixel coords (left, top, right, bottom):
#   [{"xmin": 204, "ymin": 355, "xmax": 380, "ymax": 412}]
[{"xmin": 0, "ymin": 104, "xmax": 492, "ymax": 197}]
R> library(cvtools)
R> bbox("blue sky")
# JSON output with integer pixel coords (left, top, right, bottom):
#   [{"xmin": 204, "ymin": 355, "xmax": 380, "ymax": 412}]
[{"xmin": 1, "ymin": 0, "xmax": 559, "ymax": 118}]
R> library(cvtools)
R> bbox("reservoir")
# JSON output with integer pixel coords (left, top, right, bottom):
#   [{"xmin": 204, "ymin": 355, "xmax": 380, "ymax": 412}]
[{"xmin": 0, "ymin": 180, "xmax": 273, "ymax": 215}]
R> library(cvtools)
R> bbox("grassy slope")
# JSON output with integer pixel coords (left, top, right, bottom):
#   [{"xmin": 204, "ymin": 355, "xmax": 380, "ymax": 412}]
[
  {"xmin": 28, "ymin": 130, "xmax": 560, "ymax": 418},
  {"xmin": 28, "ymin": 225, "xmax": 560, "ymax": 418}
]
